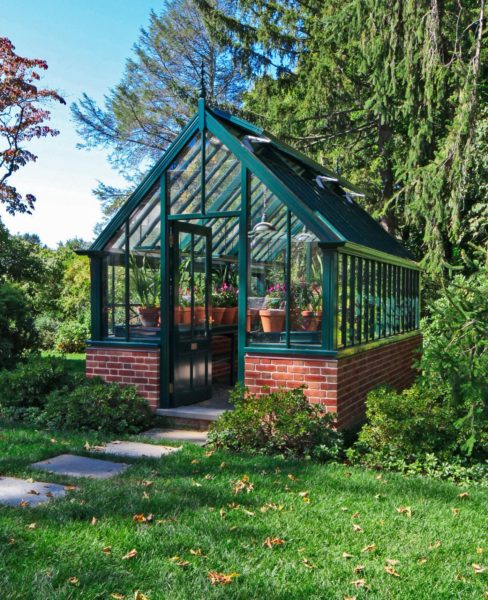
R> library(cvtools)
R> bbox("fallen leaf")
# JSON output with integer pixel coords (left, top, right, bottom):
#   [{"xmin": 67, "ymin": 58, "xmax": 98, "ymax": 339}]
[
  {"xmin": 190, "ymin": 548, "xmax": 206, "ymax": 556},
  {"xmin": 351, "ymin": 579, "xmax": 367, "ymax": 589},
  {"xmin": 204, "ymin": 450, "xmax": 214, "ymax": 457},
  {"xmin": 84, "ymin": 442, "xmax": 92, "ymax": 450},
  {"xmin": 110, "ymin": 594, "xmax": 124, "ymax": 599},
  {"xmin": 451, "ymin": 508, "xmax": 460, "ymax": 516},
  {"xmin": 459, "ymin": 492, "xmax": 470, "ymax": 500},
  {"xmin": 384, "ymin": 566, "xmax": 400, "ymax": 577},
  {"xmin": 27, "ymin": 489, "xmax": 40, "ymax": 496},
  {"xmin": 477, "ymin": 548, "xmax": 484, "ymax": 554},
  {"xmin": 298, "ymin": 491, "xmax": 309, "ymax": 497},
  {"xmin": 102, "ymin": 546, "xmax": 112, "ymax": 555},
  {"xmin": 473, "ymin": 564, "xmax": 486, "ymax": 574},
  {"xmin": 91, "ymin": 517, "xmax": 98, "ymax": 526},
  {"xmin": 341, "ymin": 507, "xmax": 349, "ymax": 512},
  {"xmin": 143, "ymin": 491, "xmax": 150, "ymax": 498},
  {"xmin": 45, "ymin": 492, "xmax": 53, "ymax": 498},
  {"xmin": 122, "ymin": 549, "xmax": 138, "ymax": 560},
  {"xmin": 344, "ymin": 596, "xmax": 357, "ymax": 600},
  {"xmin": 361, "ymin": 544, "xmax": 376, "ymax": 553},
  {"xmin": 50, "ymin": 438, "xmax": 57, "ymax": 443},
  {"xmin": 342, "ymin": 552, "xmax": 354, "ymax": 559},
  {"xmin": 27, "ymin": 523, "xmax": 37, "ymax": 530},
  {"xmin": 353, "ymin": 565, "xmax": 365, "ymax": 573},
  {"xmin": 19, "ymin": 500, "xmax": 30, "ymax": 508},
  {"xmin": 220, "ymin": 462, "xmax": 226, "ymax": 469},
  {"xmin": 191, "ymin": 459, "xmax": 199, "ymax": 464},
  {"xmin": 232, "ymin": 475, "xmax": 254, "ymax": 494},
  {"xmin": 140, "ymin": 480, "xmax": 153, "ymax": 488},
  {"xmin": 302, "ymin": 557, "xmax": 316, "ymax": 569},
  {"xmin": 352, "ymin": 524, "xmax": 363, "ymax": 533},
  {"xmin": 288, "ymin": 474, "xmax": 298, "ymax": 481},
  {"xmin": 134, "ymin": 593, "xmax": 150, "ymax": 600},
  {"xmin": 429, "ymin": 540, "xmax": 441, "ymax": 550},
  {"xmin": 133, "ymin": 513, "xmax": 153, "ymax": 524},
  {"xmin": 175, "ymin": 560, "xmax": 190, "ymax": 567},
  {"xmin": 352, "ymin": 512, "xmax": 360, "ymax": 518},
  {"xmin": 263, "ymin": 537, "xmax": 285, "ymax": 548},
  {"xmin": 260, "ymin": 502, "xmax": 283, "ymax": 512},
  {"xmin": 241, "ymin": 507, "xmax": 255, "ymax": 516},
  {"xmin": 67, "ymin": 577, "xmax": 79, "ymax": 585},
  {"xmin": 396, "ymin": 506, "xmax": 412, "ymax": 518},
  {"xmin": 7, "ymin": 537, "xmax": 15, "ymax": 545},
  {"xmin": 418, "ymin": 558, "xmax": 427, "ymax": 565},
  {"xmin": 345, "ymin": 472, "xmax": 352, "ymax": 478},
  {"xmin": 220, "ymin": 508, "xmax": 226, "ymax": 519},
  {"xmin": 386, "ymin": 558, "xmax": 399, "ymax": 566},
  {"xmin": 208, "ymin": 571, "xmax": 239, "ymax": 585}
]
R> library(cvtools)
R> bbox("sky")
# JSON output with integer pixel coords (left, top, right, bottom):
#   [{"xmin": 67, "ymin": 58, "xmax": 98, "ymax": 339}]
[{"xmin": 1, "ymin": 0, "xmax": 159, "ymax": 247}]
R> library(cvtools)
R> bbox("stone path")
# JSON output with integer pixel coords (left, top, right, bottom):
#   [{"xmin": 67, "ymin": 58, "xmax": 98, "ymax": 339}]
[
  {"xmin": 94, "ymin": 441, "xmax": 181, "ymax": 458},
  {"xmin": 143, "ymin": 428, "xmax": 208, "ymax": 446},
  {"xmin": 31, "ymin": 454, "xmax": 129, "ymax": 479},
  {"xmin": 0, "ymin": 476, "xmax": 67, "ymax": 507}
]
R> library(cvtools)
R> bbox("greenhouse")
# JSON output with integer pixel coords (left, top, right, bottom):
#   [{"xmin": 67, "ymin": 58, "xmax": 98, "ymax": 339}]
[{"xmin": 82, "ymin": 99, "xmax": 421, "ymax": 428}]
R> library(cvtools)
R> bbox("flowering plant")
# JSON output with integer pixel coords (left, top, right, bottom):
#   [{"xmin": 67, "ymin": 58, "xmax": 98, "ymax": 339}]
[
  {"xmin": 219, "ymin": 283, "xmax": 238, "ymax": 307},
  {"xmin": 267, "ymin": 283, "xmax": 286, "ymax": 309}
]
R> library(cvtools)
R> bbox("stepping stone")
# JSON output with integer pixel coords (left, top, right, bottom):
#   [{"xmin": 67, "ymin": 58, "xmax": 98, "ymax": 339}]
[
  {"xmin": 143, "ymin": 428, "xmax": 208, "ymax": 446},
  {"xmin": 94, "ymin": 441, "xmax": 181, "ymax": 459},
  {"xmin": 0, "ymin": 476, "xmax": 67, "ymax": 507},
  {"xmin": 30, "ymin": 454, "xmax": 129, "ymax": 479}
]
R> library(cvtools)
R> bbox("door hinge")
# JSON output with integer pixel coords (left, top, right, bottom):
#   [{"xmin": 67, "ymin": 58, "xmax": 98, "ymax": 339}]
[{"xmin": 169, "ymin": 383, "xmax": 174, "ymax": 394}]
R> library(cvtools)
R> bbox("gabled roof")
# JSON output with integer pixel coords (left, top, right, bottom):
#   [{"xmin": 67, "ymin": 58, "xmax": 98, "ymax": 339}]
[{"xmin": 89, "ymin": 101, "xmax": 415, "ymax": 264}]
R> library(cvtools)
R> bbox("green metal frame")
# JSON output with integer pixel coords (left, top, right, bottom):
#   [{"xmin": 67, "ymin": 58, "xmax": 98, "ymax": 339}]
[{"xmin": 83, "ymin": 98, "xmax": 421, "ymax": 408}]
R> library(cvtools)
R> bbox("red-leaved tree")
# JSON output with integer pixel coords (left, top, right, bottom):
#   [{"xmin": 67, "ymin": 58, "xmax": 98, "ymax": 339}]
[{"xmin": 0, "ymin": 37, "xmax": 65, "ymax": 214}]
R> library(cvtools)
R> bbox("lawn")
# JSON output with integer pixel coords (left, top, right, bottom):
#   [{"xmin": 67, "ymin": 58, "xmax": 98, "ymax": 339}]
[{"xmin": 0, "ymin": 425, "xmax": 486, "ymax": 599}]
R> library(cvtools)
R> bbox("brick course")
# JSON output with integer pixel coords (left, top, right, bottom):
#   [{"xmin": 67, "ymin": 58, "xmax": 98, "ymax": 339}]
[
  {"xmin": 244, "ymin": 334, "xmax": 421, "ymax": 429},
  {"xmin": 86, "ymin": 347, "xmax": 160, "ymax": 410}
]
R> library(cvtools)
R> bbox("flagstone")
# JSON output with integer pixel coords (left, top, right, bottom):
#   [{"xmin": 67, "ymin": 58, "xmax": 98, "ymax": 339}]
[
  {"xmin": 143, "ymin": 428, "xmax": 208, "ymax": 446},
  {"xmin": 94, "ymin": 441, "xmax": 181, "ymax": 458},
  {"xmin": 0, "ymin": 476, "xmax": 67, "ymax": 507},
  {"xmin": 30, "ymin": 454, "xmax": 129, "ymax": 479}
]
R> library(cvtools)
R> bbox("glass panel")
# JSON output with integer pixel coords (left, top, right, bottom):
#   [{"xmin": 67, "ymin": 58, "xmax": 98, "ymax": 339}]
[
  {"xmin": 128, "ymin": 250, "xmax": 161, "ymax": 339},
  {"xmin": 168, "ymin": 133, "xmax": 202, "ymax": 215},
  {"xmin": 289, "ymin": 213, "xmax": 322, "ymax": 346},
  {"xmin": 205, "ymin": 133, "xmax": 241, "ymax": 213},
  {"xmin": 103, "ymin": 252, "xmax": 127, "ymax": 339},
  {"xmin": 247, "ymin": 175, "xmax": 288, "ymax": 344},
  {"xmin": 128, "ymin": 184, "xmax": 160, "ymax": 250}
]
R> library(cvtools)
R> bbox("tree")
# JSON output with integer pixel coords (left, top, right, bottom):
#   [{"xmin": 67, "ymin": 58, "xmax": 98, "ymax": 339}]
[
  {"xmin": 72, "ymin": 0, "xmax": 246, "ymax": 217},
  {"xmin": 0, "ymin": 37, "xmax": 65, "ymax": 214},
  {"xmin": 196, "ymin": 0, "xmax": 487, "ymax": 271}
]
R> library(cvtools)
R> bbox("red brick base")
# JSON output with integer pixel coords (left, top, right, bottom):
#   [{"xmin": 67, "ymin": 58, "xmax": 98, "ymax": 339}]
[
  {"xmin": 244, "ymin": 334, "xmax": 421, "ymax": 429},
  {"xmin": 86, "ymin": 346, "xmax": 160, "ymax": 410}
]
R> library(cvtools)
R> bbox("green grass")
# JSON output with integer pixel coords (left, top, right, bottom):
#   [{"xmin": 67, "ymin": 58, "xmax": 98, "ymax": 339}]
[
  {"xmin": 40, "ymin": 351, "xmax": 86, "ymax": 376},
  {"xmin": 0, "ymin": 424, "xmax": 486, "ymax": 599}
]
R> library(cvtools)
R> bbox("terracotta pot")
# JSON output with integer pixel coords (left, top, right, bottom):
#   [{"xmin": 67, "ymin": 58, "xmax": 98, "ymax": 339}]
[
  {"xmin": 181, "ymin": 306, "xmax": 191, "ymax": 325},
  {"xmin": 301, "ymin": 310, "xmax": 316, "ymax": 331},
  {"xmin": 259, "ymin": 309, "xmax": 285, "ymax": 333},
  {"xmin": 174, "ymin": 306, "xmax": 182, "ymax": 324},
  {"xmin": 222, "ymin": 306, "xmax": 238, "ymax": 325},
  {"xmin": 212, "ymin": 307, "xmax": 226, "ymax": 326},
  {"xmin": 194, "ymin": 305, "xmax": 206, "ymax": 325},
  {"xmin": 138, "ymin": 306, "xmax": 160, "ymax": 327},
  {"xmin": 290, "ymin": 307, "xmax": 300, "ymax": 329}
]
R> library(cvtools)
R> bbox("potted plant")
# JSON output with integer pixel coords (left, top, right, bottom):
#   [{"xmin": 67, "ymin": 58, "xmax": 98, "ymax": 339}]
[
  {"xmin": 292, "ymin": 281, "xmax": 315, "ymax": 330},
  {"xmin": 194, "ymin": 277, "xmax": 206, "ymax": 325},
  {"xmin": 259, "ymin": 283, "xmax": 286, "ymax": 333},
  {"xmin": 310, "ymin": 284, "xmax": 322, "ymax": 331},
  {"xmin": 212, "ymin": 289, "xmax": 226, "ymax": 325},
  {"xmin": 130, "ymin": 255, "xmax": 161, "ymax": 327},
  {"xmin": 220, "ymin": 283, "xmax": 238, "ymax": 324}
]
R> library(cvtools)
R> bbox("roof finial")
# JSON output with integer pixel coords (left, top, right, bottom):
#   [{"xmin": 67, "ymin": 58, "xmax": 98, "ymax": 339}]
[{"xmin": 199, "ymin": 59, "xmax": 207, "ymax": 101}]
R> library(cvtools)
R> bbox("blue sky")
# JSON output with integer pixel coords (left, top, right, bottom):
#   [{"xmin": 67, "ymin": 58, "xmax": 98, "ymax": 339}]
[{"xmin": 1, "ymin": 0, "xmax": 159, "ymax": 246}]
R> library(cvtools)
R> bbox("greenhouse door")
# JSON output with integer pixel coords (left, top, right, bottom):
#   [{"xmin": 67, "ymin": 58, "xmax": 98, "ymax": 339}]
[{"xmin": 170, "ymin": 222, "xmax": 212, "ymax": 407}]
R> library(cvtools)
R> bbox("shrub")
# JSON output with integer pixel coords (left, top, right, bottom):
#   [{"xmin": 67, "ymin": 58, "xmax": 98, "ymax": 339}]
[
  {"xmin": 35, "ymin": 315, "xmax": 60, "ymax": 350},
  {"xmin": 208, "ymin": 385, "xmax": 343, "ymax": 461},
  {"xmin": 55, "ymin": 320, "xmax": 89, "ymax": 353},
  {"xmin": 0, "ymin": 282, "xmax": 38, "ymax": 369},
  {"xmin": 0, "ymin": 356, "xmax": 78, "ymax": 415},
  {"xmin": 42, "ymin": 378, "xmax": 152, "ymax": 434}
]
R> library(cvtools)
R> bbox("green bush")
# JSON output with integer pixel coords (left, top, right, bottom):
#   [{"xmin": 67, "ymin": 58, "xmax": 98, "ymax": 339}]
[
  {"xmin": 42, "ymin": 378, "xmax": 152, "ymax": 434},
  {"xmin": 35, "ymin": 315, "xmax": 61, "ymax": 350},
  {"xmin": 208, "ymin": 385, "xmax": 343, "ymax": 461},
  {"xmin": 0, "ymin": 356, "xmax": 78, "ymax": 416},
  {"xmin": 0, "ymin": 282, "xmax": 38, "ymax": 369},
  {"xmin": 55, "ymin": 320, "xmax": 89, "ymax": 353}
]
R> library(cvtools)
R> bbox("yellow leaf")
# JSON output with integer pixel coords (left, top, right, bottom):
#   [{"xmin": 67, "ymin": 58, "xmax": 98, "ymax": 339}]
[
  {"xmin": 352, "ymin": 512, "xmax": 360, "ymax": 518},
  {"xmin": 451, "ymin": 508, "xmax": 460, "ymax": 516},
  {"xmin": 110, "ymin": 594, "xmax": 124, "ymax": 599},
  {"xmin": 418, "ymin": 558, "xmax": 427, "ymax": 565},
  {"xmin": 220, "ymin": 462, "xmax": 226, "ymax": 469},
  {"xmin": 122, "ymin": 549, "xmax": 138, "ymax": 560},
  {"xmin": 351, "ymin": 579, "xmax": 367, "ymax": 589},
  {"xmin": 102, "ymin": 546, "xmax": 112, "ymax": 555},
  {"xmin": 19, "ymin": 500, "xmax": 30, "ymax": 508},
  {"xmin": 208, "ymin": 571, "xmax": 239, "ymax": 585},
  {"xmin": 298, "ymin": 491, "xmax": 309, "ymax": 497},
  {"xmin": 361, "ymin": 544, "xmax": 376, "ymax": 553},
  {"xmin": 429, "ymin": 540, "xmax": 441, "ymax": 550},
  {"xmin": 91, "ymin": 517, "xmax": 98, "ymax": 526},
  {"xmin": 220, "ymin": 508, "xmax": 226, "ymax": 519},
  {"xmin": 384, "ymin": 566, "xmax": 400, "ymax": 577},
  {"xmin": 477, "ymin": 547, "xmax": 484, "ymax": 554},
  {"xmin": 263, "ymin": 537, "xmax": 285, "ymax": 548},
  {"xmin": 341, "ymin": 507, "xmax": 349, "ymax": 512},
  {"xmin": 67, "ymin": 577, "xmax": 79, "ymax": 585},
  {"xmin": 27, "ymin": 523, "xmax": 37, "ymax": 530},
  {"xmin": 352, "ymin": 524, "xmax": 363, "ymax": 533},
  {"xmin": 190, "ymin": 548, "xmax": 206, "ymax": 556},
  {"xmin": 7, "ymin": 537, "xmax": 15, "ymax": 545},
  {"xmin": 342, "ymin": 552, "xmax": 354, "ymax": 559},
  {"xmin": 134, "ymin": 593, "xmax": 150, "ymax": 600},
  {"xmin": 143, "ymin": 491, "xmax": 150, "ymax": 498},
  {"xmin": 175, "ymin": 560, "xmax": 190, "ymax": 567},
  {"xmin": 302, "ymin": 557, "xmax": 316, "ymax": 569},
  {"xmin": 64, "ymin": 485, "xmax": 77, "ymax": 491},
  {"xmin": 473, "ymin": 564, "xmax": 486, "ymax": 574},
  {"xmin": 132, "ymin": 513, "xmax": 153, "ymax": 524},
  {"xmin": 458, "ymin": 492, "xmax": 470, "ymax": 499},
  {"xmin": 260, "ymin": 502, "xmax": 283, "ymax": 512},
  {"xmin": 232, "ymin": 476, "xmax": 254, "ymax": 494},
  {"xmin": 140, "ymin": 480, "xmax": 153, "ymax": 487},
  {"xmin": 353, "ymin": 565, "xmax": 365, "ymax": 573},
  {"xmin": 204, "ymin": 450, "xmax": 214, "ymax": 457},
  {"xmin": 386, "ymin": 558, "xmax": 399, "ymax": 566},
  {"xmin": 396, "ymin": 506, "xmax": 412, "ymax": 518},
  {"xmin": 288, "ymin": 474, "xmax": 299, "ymax": 481},
  {"xmin": 344, "ymin": 596, "xmax": 357, "ymax": 600},
  {"xmin": 191, "ymin": 459, "xmax": 199, "ymax": 464}
]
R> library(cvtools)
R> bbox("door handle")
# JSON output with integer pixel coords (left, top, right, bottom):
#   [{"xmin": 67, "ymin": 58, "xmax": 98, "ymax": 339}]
[{"xmin": 191, "ymin": 342, "xmax": 198, "ymax": 350}]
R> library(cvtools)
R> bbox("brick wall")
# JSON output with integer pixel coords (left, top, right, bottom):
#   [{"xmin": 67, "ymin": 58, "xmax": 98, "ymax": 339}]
[
  {"xmin": 86, "ymin": 346, "xmax": 160, "ymax": 410},
  {"xmin": 244, "ymin": 334, "xmax": 421, "ymax": 429}
]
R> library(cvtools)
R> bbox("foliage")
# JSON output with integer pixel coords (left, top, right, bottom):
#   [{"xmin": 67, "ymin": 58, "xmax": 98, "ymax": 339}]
[
  {"xmin": 55, "ymin": 319, "xmax": 89, "ymax": 353},
  {"xmin": 197, "ymin": 0, "xmax": 487, "ymax": 272},
  {"xmin": 0, "ymin": 281, "xmax": 38, "ymax": 369},
  {"xmin": 34, "ymin": 314, "xmax": 60, "ymax": 350},
  {"xmin": 0, "ymin": 37, "xmax": 65, "ymax": 214},
  {"xmin": 420, "ymin": 264, "xmax": 488, "ymax": 454},
  {"xmin": 130, "ymin": 255, "xmax": 161, "ymax": 308},
  {"xmin": 0, "ymin": 356, "xmax": 79, "ymax": 419},
  {"xmin": 42, "ymin": 377, "xmax": 152, "ymax": 434},
  {"xmin": 208, "ymin": 385, "xmax": 343, "ymax": 461}
]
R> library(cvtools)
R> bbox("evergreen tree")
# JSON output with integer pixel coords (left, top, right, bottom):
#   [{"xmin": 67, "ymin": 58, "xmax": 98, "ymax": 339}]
[{"xmin": 197, "ymin": 0, "xmax": 487, "ymax": 271}]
